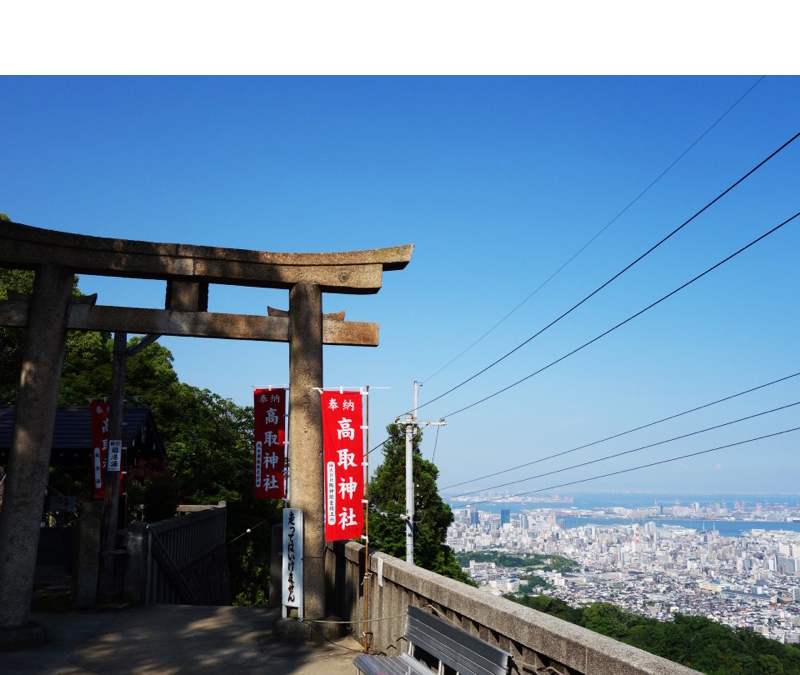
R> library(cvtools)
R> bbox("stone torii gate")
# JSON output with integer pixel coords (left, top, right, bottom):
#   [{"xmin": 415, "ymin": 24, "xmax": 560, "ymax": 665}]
[{"xmin": 0, "ymin": 220, "xmax": 412, "ymax": 631}]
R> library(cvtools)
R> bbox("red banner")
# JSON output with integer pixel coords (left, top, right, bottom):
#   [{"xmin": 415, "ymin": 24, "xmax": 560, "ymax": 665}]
[
  {"xmin": 90, "ymin": 400, "xmax": 109, "ymax": 500},
  {"xmin": 254, "ymin": 388, "xmax": 287, "ymax": 499},
  {"xmin": 321, "ymin": 391, "xmax": 364, "ymax": 541}
]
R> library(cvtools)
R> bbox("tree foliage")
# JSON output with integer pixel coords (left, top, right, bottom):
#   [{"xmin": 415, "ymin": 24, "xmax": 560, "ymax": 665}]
[
  {"xmin": 368, "ymin": 423, "xmax": 470, "ymax": 584},
  {"xmin": 454, "ymin": 550, "xmax": 578, "ymax": 573}
]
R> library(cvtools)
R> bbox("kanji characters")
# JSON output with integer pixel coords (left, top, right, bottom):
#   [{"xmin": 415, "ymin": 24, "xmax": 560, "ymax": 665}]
[
  {"xmin": 254, "ymin": 389, "xmax": 287, "ymax": 500},
  {"xmin": 338, "ymin": 507, "xmax": 357, "ymax": 529},
  {"xmin": 338, "ymin": 477, "xmax": 357, "ymax": 499},
  {"xmin": 337, "ymin": 418, "xmax": 354, "ymax": 440},
  {"xmin": 337, "ymin": 448, "xmax": 356, "ymax": 469}
]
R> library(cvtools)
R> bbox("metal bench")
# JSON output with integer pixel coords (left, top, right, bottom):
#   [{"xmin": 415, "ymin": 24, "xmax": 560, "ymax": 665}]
[{"xmin": 354, "ymin": 605, "xmax": 513, "ymax": 675}]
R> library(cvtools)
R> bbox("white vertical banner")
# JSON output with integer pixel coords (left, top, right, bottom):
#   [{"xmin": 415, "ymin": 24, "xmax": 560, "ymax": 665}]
[
  {"xmin": 282, "ymin": 507, "xmax": 303, "ymax": 619},
  {"xmin": 108, "ymin": 440, "xmax": 122, "ymax": 472}
]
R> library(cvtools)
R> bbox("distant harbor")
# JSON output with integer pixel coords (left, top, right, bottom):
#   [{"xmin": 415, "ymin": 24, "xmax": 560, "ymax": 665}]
[
  {"xmin": 445, "ymin": 492, "xmax": 800, "ymax": 537},
  {"xmin": 557, "ymin": 517, "xmax": 800, "ymax": 537}
]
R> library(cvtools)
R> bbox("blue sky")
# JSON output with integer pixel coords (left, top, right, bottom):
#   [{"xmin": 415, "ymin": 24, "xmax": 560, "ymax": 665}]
[{"xmin": 2, "ymin": 76, "xmax": 798, "ymax": 495}]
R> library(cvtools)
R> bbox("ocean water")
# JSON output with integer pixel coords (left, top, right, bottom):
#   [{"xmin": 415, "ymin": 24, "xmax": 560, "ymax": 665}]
[
  {"xmin": 446, "ymin": 493, "xmax": 800, "ymax": 536},
  {"xmin": 447, "ymin": 492, "xmax": 800, "ymax": 511},
  {"xmin": 556, "ymin": 517, "xmax": 800, "ymax": 537}
]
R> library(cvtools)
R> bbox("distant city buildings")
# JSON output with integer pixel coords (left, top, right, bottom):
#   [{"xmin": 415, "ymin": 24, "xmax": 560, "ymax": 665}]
[{"xmin": 448, "ymin": 502, "xmax": 800, "ymax": 644}]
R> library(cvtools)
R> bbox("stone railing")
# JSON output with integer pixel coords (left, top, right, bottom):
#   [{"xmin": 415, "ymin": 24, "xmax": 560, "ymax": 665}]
[{"xmin": 325, "ymin": 541, "xmax": 700, "ymax": 675}]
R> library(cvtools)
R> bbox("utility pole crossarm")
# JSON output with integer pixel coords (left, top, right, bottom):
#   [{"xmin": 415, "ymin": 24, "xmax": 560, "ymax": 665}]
[{"xmin": 397, "ymin": 380, "xmax": 446, "ymax": 565}]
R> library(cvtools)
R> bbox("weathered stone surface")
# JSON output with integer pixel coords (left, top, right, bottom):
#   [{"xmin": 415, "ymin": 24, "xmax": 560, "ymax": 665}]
[
  {"xmin": 73, "ymin": 501, "xmax": 103, "ymax": 607},
  {"xmin": 0, "ymin": 299, "xmax": 27, "ymax": 326},
  {"xmin": 166, "ymin": 280, "xmax": 208, "ymax": 311},
  {"xmin": 0, "ymin": 265, "xmax": 73, "ymax": 629},
  {"xmin": 1, "ymin": 301, "xmax": 380, "ymax": 346},
  {"xmin": 1, "ymin": 220, "xmax": 413, "ymax": 294},
  {"xmin": 288, "ymin": 283, "xmax": 325, "ymax": 621}
]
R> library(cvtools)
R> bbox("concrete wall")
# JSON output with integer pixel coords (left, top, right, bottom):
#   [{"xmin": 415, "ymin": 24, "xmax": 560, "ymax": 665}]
[{"xmin": 326, "ymin": 541, "xmax": 701, "ymax": 675}]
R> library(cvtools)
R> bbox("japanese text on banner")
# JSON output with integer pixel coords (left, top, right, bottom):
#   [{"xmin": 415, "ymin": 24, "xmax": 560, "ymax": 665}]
[
  {"xmin": 89, "ymin": 400, "xmax": 109, "ymax": 500},
  {"xmin": 321, "ymin": 391, "xmax": 364, "ymax": 541},
  {"xmin": 254, "ymin": 388, "xmax": 287, "ymax": 499}
]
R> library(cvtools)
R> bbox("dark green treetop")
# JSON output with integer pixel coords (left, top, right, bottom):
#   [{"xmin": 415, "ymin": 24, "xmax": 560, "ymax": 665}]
[{"xmin": 368, "ymin": 422, "xmax": 470, "ymax": 584}]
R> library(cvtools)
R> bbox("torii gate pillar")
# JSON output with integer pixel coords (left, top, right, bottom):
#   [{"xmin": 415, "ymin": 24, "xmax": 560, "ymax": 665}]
[
  {"xmin": 288, "ymin": 282, "xmax": 325, "ymax": 619},
  {"xmin": 0, "ymin": 265, "xmax": 73, "ymax": 628}
]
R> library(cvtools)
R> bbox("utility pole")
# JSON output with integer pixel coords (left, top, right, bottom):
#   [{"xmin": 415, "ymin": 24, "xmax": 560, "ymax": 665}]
[{"xmin": 398, "ymin": 380, "xmax": 445, "ymax": 565}]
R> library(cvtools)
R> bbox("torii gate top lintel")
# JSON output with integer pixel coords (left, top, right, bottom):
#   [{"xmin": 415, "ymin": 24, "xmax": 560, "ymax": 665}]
[{"xmin": 1, "ymin": 220, "xmax": 413, "ymax": 294}]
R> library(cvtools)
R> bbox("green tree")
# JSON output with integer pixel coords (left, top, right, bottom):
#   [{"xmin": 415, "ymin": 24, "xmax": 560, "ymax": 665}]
[
  {"xmin": 581, "ymin": 602, "xmax": 633, "ymax": 640},
  {"xmin": 368, "ymin": 423, "xmax": 469, "ymax": 583},
  {"xmin": 510, "ymin": 594, "xmax": 800, "ymax": 675}
]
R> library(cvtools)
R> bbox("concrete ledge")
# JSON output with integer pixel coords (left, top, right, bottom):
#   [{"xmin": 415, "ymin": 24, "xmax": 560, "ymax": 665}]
[{"xmin": 0, "ymin": 621, "xmax": 47, "ymax": 652}]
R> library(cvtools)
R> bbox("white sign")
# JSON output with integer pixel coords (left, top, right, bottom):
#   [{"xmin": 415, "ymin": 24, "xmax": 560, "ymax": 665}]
[
  {"xmin": 282, "ymin": 508, "xmax": 303, "ymax": 619},
  {"xmin": 108, "ymin": 440, "xmax": 122, "ymax": 471},
  {"xmin": 254, "ymin": 441, "xmax": 263, "ymax": 487},
  {"xmin": 93, "ymin": 447, "xmax": 103, "ymax": 487},
  {"xmin": 326, "ymin": 461, "xmax": 336, "ymax": 526}
]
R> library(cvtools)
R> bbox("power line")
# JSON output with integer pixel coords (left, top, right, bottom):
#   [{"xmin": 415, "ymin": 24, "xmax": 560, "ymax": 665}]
[
  {"xmin": 449, "ymin": 400, "xmax": 800, "ymax": 498},
  {"xmin": 423, "ymin": 76, "xmax": 766, "ymax": 384},
  {"xmin": 440, "ymin": 370, "xmax": 800, "ymax": 491},
  {"xmin": 431, "ymin": 424, "xmax": 442, "ymax": 463},
  {"xmin": 465, "ymin": 426, "xmax": 800, "ymax": 507},
  {"xmin": 377, "ymin": 209, "xmax": 799, "ymax": 460},
  {"xmin": 414, "ymin": 130, "xmax": 800, "ymax": 416},
  {"xmin": 368, "ymin": 436, "xmax": 389, "ymax": 456},
  {"xmin": 441, "ymin": 210, "xmax": 800, "ymax": 420}
]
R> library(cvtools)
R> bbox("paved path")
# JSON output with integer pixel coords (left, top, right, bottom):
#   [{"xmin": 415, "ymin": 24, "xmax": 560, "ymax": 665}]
[{"xmin": 3, "ymin": 605, "xmax": 364, "ymax": 674}]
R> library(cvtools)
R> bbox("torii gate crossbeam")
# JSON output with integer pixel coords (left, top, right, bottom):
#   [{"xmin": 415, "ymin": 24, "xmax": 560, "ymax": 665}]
[{"xmin": 0, "ymin": 220, "xmax": 412, "ymax": 631}]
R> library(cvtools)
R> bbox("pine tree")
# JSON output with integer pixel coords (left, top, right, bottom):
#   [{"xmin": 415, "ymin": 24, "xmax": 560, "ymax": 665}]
[{"xmin": 368, "ymin": 423, "xmax": 470, "ymax": 584}]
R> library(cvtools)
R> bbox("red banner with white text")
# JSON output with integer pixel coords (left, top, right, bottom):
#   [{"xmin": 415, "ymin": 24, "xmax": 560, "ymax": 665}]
[
  {"xmin": 321, "ymin": 391, "xmax": 364, "ymax": 541},
  {"xmin": 254, "ymin": 388, "xmax": 287, "ymax": 499},
  {"xmin": 90, "ymin": 400, "xmax": 109, "ymax": 500}
]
